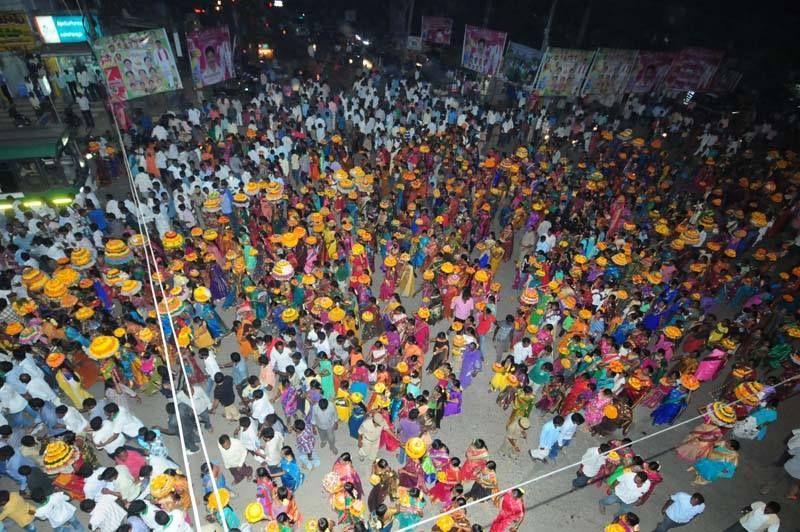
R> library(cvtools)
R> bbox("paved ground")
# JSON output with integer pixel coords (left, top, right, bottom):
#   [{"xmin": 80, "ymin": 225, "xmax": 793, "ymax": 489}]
[{"xmin": 74, "ymin": 256, "xmax": 800, "ymax": 531}]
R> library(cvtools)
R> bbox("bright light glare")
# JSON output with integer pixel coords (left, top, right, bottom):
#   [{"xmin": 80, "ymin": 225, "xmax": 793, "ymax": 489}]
[{"xmin": 52, "ymin": 197, "xmax": 73, "ymax": 205}]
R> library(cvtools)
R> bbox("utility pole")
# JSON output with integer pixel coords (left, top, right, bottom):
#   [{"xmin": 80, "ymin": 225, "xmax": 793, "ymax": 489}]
[
  {"xmin": 483, "ymin": 0, "xmax": 493, "ymax": 26},
  {"xmin": 541, "ymin": 0, "xmax": 559, "ymax": 51},
  {"xmin": 406, "ymin": 0, "xmax": 416, "ymax": 43},
  {"xmin": 576, "ymin": 0, "xmax": 592, "ymax": 47}
]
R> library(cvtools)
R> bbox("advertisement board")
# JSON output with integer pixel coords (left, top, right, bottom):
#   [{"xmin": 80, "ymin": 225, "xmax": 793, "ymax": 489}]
[
  {"xmin": 95, "ymin": 29, "xmax": 182, "ymax": 101},
  {"xmin": 35, "ymin": 15, "xmax": 101, "ymax": 44},
  {"xmin": 421, "ymin": 16, "xmax": 452, "ymax": 45},
  {"xmin": 0, "ymin": 11, "xmax": 36, "ymax": 51},
  {"xmin": 186, "ymin": 26, "xmax": 234, "ymax": 88},
  {"xmin": 461, "ymin": 25, "xmax": 507, "ymax": 76}
]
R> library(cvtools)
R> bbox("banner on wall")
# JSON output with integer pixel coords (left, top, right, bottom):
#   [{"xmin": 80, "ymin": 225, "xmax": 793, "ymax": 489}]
[
  {"xmin": 533, "ymin": 48, "xmax": 595, "ymax": 96},
  {"xmin": 663, "ymin": 47, "xmax": 724, "ymax": 91},
  {"xmin": 502, "ymin": 42, "xmax": 542, "ymax": 84},
  {"xmin": 580, "ymin": 48, "xmax": 637, "ymax": 97},
  {"xmin": 626, "ymin": 51, "xmax": 674, "ymax": 93},
  {"xmin": 420, "ymin": 16, "xmax": 452, "ymax": 45},
  {"xmin": 95, "ymin": 29, "xmax": 182, "ymax": 101},
  {"xmin": 187, "ymin": 26, "xmax": 234, "ymax": 88},
  {"xmin": 0, "ymin": 11, "xmax": 36, "ymax": 51},
  {"xmin": 461, "ymin": 25, "xmax": 507, "ymax": 76}
]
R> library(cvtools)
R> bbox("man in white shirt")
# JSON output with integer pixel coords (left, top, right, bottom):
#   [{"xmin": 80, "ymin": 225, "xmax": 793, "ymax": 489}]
[
  {"xmin": 0, "ymin": 376, "xmax": 37, "ymax": 428},
  {"xmin": 251, "ymin": 388, "xmax": 275, "ymax": 424},
  {"xmin": 20, "ymin": 373, "xmax": 60, "ymax": 405},
  {"xmin": 269, "ymin": 341, "xmax": 293, "ymax": 375},
  {"xmin": 599, "ymin": 470, "xmax": 651, "ymax": 517},
  {"xmin": 573, "ymin": 443, "xmax": 611, "ymax": 488},
  {"xmin": 726, "ymin": 500, "xmax": 781, "ymax": 532},
  {"xmin": 261, "ymin": 426, "xmax": 284, "ymax": 468},
  {"xmin": 56, "ymin": 404, "xmax": 89, "ymax": 434},
  {"xmin": 511, "ymin": 338, "xmax": 533, "ymax": 365},
  {"xmin": 90, "ymin": 417, "xmax": 126, "ymax": 456},
  {"xmin": 32, "ymin": 489, "xmax": 82, "ymax": 530},
  {"xmin": 80, "ymin": 493, "xmax": 127, "ymax": 532},
  {"xmin": 106, "ymin": 403, "xmax": 144, "ymax": 438},
  {"xmin": 655, "ymin": 491, "xmax": 705, "ymax": 532}
]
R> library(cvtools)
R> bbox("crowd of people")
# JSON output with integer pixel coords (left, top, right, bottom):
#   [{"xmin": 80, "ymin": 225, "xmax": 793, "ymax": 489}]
[{"xmin": 0, "ymin": 62, "xmax": 798, "ymax": 532}]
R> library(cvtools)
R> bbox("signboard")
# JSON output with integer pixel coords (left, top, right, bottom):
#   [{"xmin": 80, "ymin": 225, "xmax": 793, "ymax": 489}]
[
  {"xmin": 663, "ymin": 47, "xmax": 724, "ymax": 91},
  {"xmin": 461, "ymin": 25, "xmax": 507, "ymax": 76},
  {"xmin": 580, "ymin": 48, "xmax": 637, "ymax": 97},
  {"xmin": 420, "ymin": 16, "xmax": 452, "ymax": 45},
  {"xmin": 626, "ymin": 51, "xmax": 674, "ymax": 93},
  {"xmin": 186, "ymin": 26, "xmax": 234, "ymax": 88},
  {"xmin": 95, "ymin": 29, "xmax": 182, "ymax": 101},
  {"xmin": 533, "ymin": 48, "xmax": 595, "ymax": 96},
  {"xmin": 0, "ymin": 11, "xmax": 36, "ymax": 51},
  {"xmin": 502, "ymin": 42, "xmax": 542, "ymax": 84},
  {"xmin": 35, "ymin": 15, "xmax": 101, "ymax": 44},
  {"xmin": 407, "ymin": 35, "xmax": 422, "ymax": 51}
]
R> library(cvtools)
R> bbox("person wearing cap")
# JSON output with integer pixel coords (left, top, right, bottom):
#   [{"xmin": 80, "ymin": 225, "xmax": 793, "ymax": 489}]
[
  {"xmin": 653, "ymin": 491, "xmax": 705, "ymax": 532},
  {"xmin": 499, "ymin": 417, "xmax": 530, "ymax": 457}
]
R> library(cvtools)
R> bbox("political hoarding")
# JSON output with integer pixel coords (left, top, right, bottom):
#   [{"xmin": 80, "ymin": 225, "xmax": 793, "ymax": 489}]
[
  {"xmin": 502, "ymin": 42, "xmax": 542, "ymax": 85},
  {"xmin": 663, "ymin": 47, "xmax": 724, "ymax": 91},
  {"xmin": 533, "ymin": 48, "xmax": 595, "ymax": 97},
  {"xmin": 461, "ymin": 25, "xmax": 507, "ymax": 76},
  {"xmin": 626, "ymin": 51, "xmax": 674, "ymax": 93},
  {"xmin": 187, "ymin": 26, "xmax": 234, "ymax": 88},
  {"xmin": 95, "ymin": 29, "xmax": 182, "ymax": 101},
  {"xmin": 421, "ymin": 16, "xmax": 452, "ymax": 45},
  {"xmin": 580, "ymin": 48, "xmax": 637, "ymax": 98}
]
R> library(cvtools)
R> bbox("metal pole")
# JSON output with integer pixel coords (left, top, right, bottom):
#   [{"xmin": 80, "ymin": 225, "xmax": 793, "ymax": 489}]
[
  {"xmin": 541, "ymin": 0, "xmax": 559, "ymax": 51},
  {"xmin": 483, "ymin": 0, "xmax": 493, "ymax": 26}
]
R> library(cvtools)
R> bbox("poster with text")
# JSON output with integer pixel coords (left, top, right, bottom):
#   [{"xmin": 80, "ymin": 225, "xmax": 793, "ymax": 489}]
[
  {"xmin": 580, "ymin": 48, "xmax": 637, "ymax": 97},
  {"xmin": 533, "ymin": 48, "xmax": 594, "ymax": 96},
  {"xmin": 663, "ymin": 47, "xmax": 723, "ymax": 91},
  {"xmin": 502, "ymin": 42, "xmax": 542, "ymax": 84},
  {"xmin": 626, "ymin": 51, "xmax": 674, "ymax": 93},
  {"xmin": 462, "ymin": 25, "xmax": 507, "ymax": 76},
  {"xmin": 421, "ymin": 16, "xmax": 452, "ymax": 45},
  {"xmin": 187, "ymin": 26, "xmax": 234, "ymax": 88},
  {"xmin": 95, "ymin": 28, "xmax": 181, "ymax": 101}
]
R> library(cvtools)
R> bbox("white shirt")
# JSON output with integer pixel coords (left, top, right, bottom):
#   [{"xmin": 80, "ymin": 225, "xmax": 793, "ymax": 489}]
[
  {"xmin": 270, "ymin": 347, "xmax": 293, "ymax": 373},
  {"xmin": 251, "ymin": 395, "xmax": 275, "ymax": 424},
  {"xmin": 92, "ymin": 420, "xmax": 126, "ymax": 453},
  {"xmin": 202, "ymin": 353, "xmax": 222, "ymax": 378},
  {"xmin": 740, "ymin": 501, "xmax": 780, "ymax": 532},
  {"xmin": 512, "ymin": 342, "xmax": 533, "ymax": 365},
  {"xmin": 26, "ymin": 377, "xmax": 60, "ymax": 404},
  {"xmin": 35, "ymin": 491, "xmax": 77, "ymax": 527},
  {"xmin": 88, "ymin": 494, "xmax": 127, "ymax": 532},
  {"xmin": 613, "ymin": 472, "xmax": 650, "ymax": 504},
  {"xmin": 263, "ymin": 431, "xmax": 284, "ymax": 466},
  {"xmin": 0, "ymin": 382, "xmax": 28, "ymax": 413},
  {"xmin": 62, "ymin": 407, "xmax": 89, "ymax": 433},
  {"xmin": 111, "ymin": 406, "xmax": 144, "ymax": 438},
  {"xmin": 559, "ymin": 416, "xmax": 579, "ymax": 443},
  {"xmin": 579, "ymin": 447, "xmax": 606, "ymax": 477}
]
